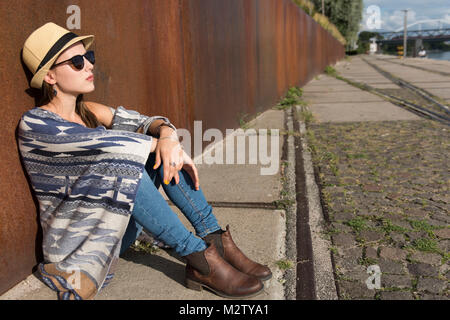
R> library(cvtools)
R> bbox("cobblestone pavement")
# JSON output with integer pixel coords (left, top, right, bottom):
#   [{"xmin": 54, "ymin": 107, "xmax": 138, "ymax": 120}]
[{"xmin": 306, "ymin": 119, "xmax": 449, "ymax": 300}]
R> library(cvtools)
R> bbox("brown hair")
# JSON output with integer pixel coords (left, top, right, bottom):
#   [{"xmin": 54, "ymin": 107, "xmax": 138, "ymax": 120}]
[{"xmin": 39, "ymin": 81, "xmax": 101, "ymax": 129}]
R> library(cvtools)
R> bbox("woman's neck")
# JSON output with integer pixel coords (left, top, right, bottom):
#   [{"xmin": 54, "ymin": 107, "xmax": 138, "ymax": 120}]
[{"xmin": 41, "ymin": 92, "xmax": 86, "ymax": 126}]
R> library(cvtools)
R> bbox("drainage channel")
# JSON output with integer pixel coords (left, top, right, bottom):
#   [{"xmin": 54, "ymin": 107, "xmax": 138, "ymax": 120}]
[{"xmin": 291, "ymin": 107, "xmax": 316, "ymax": 300}]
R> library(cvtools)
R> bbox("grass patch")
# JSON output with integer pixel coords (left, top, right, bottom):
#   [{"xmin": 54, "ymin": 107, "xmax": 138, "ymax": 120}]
[
  {"xmin": 409, "ymin": 238, "xmax": 439, "ymax": 253},
  {"xmin": 279, "ymin": 130, "xmax": 302, "ymax": 137},
  {"xmin": 379, "ymin": 218, "xmax": 409, "ymax": 234},
  {"xmin": 273, "ymin": 199, "xmax": 296, "ymax": 210},
  {"xmin": 408, "ymin": 219, "xmax": 439, "ymax": 238},
  {"xmin": 358, "ymin": 256, "xmax": 378, "ymax": 267},
  {"xmin": 275, "ymin": 259, "xmax": 294, "ymax": 270},
  {"xmin": 324, "ymin": 65, "xmax": 337, "ymax": 77},
  {"xmin": 345, "ymin": 216, "xmax": 369, "ymax": 233},
  {"xmin": 131, "ymin": 241, "xmax": 160, "ymax": 254},
  {"xmin": 329, "ymin": 246, "xmax": 339, "ymax": 255},
  {"xmin": 237, "ymin": 112, "xmax": 251, "ymax": 129},
  {"xmin": 275, "ymin": 86, "xmax": 304, "ymax": 109},
  {"xmin": 346, "ymin": 153, "xmax": 368, "ymax": 159},
  {"xmin": 297, "ymin": 105, "xmax": 315, "ymax": 125}
]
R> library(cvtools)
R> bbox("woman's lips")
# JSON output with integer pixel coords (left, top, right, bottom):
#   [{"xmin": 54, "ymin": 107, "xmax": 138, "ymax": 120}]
[{"xmin": 86, "ymin": 75, "xmax": 94, "ymax": 81}]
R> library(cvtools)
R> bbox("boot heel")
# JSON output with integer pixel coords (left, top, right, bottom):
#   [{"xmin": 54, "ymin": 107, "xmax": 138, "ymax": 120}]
[{"xmin": 186, "ymin": 278, "xmax": 203, "ymax": 291}]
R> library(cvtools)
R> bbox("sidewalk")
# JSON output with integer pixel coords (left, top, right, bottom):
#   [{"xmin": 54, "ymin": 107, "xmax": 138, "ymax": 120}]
[{"xmin": 1, "ymin": 110, "xmax": 289, "ymax": 300}]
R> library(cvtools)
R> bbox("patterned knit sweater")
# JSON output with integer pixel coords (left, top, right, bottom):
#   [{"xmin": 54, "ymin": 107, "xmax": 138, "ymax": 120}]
[{"xmin": 18, "ymin": 106, "xmax": 175, "ymax": 300}]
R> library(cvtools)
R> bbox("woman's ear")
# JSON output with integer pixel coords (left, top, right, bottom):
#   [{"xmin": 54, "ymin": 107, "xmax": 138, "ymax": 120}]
[{"xmin": 43, "ymin": 70, "xmax": 57, "ymax": 86}]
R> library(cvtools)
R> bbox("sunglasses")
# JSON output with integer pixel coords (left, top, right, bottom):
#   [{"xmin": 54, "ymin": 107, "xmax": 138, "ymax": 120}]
[{"xmin": 51, "ymin": 51, "xmax": 95, "ymax": 70}]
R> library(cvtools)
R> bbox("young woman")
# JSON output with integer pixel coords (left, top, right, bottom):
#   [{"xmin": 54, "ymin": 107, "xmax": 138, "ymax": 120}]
[{"xmin": 19, "ymin": 22, "xmax": 271, "ymax": 300}]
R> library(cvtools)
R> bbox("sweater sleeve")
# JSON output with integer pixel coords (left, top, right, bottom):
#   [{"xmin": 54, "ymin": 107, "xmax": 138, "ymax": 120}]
[{"xmin": 109, "ymin": 106, "xmax": 176, "ymax": 135}]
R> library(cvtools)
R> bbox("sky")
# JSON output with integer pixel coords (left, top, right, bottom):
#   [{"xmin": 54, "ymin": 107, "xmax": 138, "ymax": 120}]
[{"xmin": 361, "ymin": 0, "xmax": 450, "ymax": 32}]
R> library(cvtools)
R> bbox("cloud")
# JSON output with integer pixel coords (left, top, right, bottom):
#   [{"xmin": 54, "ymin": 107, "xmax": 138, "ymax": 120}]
[
  {"xmin": 444, "ymin": 14, "xmax": 450, "ymax": 24},
  {"xmin": 361, "ymin": 1, "xmax": 450, "ymax": 32},
  {"xmin": 385, "ymin": 10, "xmax": 417, "ymax": 31}
]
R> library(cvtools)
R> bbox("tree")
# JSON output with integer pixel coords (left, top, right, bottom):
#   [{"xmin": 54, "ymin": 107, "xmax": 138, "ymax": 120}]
[
  {"xmin": 356, "ymin": 31, "xmax": 382, "ymax": 54},
  {"xmin": 310, "ymin": 0, "xmax": 363, "ymax": 49}
]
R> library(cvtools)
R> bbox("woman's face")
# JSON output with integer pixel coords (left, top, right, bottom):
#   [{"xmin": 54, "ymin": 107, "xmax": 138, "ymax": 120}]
[{"xmin": 45, "ymin": 41, "xmax": 95, "ymax": 95}]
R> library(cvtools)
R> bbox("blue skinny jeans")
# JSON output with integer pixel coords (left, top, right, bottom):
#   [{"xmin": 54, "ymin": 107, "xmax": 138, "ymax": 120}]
[{"xmin": 119, "ymin": 152, "xmax": 221, "ymax": 257}]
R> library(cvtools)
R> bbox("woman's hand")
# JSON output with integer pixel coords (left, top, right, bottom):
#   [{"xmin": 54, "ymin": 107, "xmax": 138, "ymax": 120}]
[
  {"xmin": 153, "ymin": 136, "xmax": 184, "ymax": 185},
  {"xmin": 152, "ymin": 139, "xmax": 200, "ymax": 190},
  {"xmin": 181, "ymin": 149, "xmax": 200, "ymax": 191}
]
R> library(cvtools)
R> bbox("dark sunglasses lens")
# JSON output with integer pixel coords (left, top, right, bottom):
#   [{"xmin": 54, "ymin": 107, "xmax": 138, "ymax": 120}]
[
  {"xmin": 71, "ymin": 55, "xmax": 84, "ymax": 70},
  {"xmin": 85, "ymin": 51, "xmax": 95, "ymax": 65}
]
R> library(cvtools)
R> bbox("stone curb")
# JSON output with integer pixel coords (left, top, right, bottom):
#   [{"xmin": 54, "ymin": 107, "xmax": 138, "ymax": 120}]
[{"xmin": 295, "ymin": 105, "xmax": 338, "ymax": 300}]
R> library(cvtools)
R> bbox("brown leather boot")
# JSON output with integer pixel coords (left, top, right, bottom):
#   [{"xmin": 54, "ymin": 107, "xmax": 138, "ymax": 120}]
[
  {"xmin": 203, "ymin": 225, "xmax": 272, "ymax": 281},
  {"xmin": 184, "ymin": 242, "xmax": 264, "ymax": 299}
]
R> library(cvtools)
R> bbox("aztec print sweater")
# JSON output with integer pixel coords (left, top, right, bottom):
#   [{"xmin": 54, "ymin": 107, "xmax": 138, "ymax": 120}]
[{"xmin": 18, "ymin": 105, "xmax": 175, "ymax": 300}]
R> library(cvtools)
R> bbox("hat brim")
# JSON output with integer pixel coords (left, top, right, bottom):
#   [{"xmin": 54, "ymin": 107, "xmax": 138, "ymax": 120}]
[{"xmin": 30, "ymin": 35, "xmax": 94, "ymax": 89}]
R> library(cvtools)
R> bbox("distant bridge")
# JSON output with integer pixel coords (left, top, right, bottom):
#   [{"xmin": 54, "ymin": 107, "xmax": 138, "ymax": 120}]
[
  {"xmin": 377, "ymin": 28, "xmax": 450, "ymax": 44},
  {"xmin": 375, "ymin": 17, "xmax": 450, "ymax": 44}
]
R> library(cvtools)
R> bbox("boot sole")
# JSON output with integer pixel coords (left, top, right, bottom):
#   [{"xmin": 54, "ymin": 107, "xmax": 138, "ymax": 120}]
[
  {"xmin": 259, "ymin": 273, "xmax": 272, "ymax": 282},
  {"xmin": 185, "ymin": 277, "xmax": 264, "ymax": 299}
]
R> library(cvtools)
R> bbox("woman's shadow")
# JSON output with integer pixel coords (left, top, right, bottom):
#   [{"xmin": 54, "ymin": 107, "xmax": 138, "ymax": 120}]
[{"xmin": 119, "ymin": 240, "xmax": 188, "ymax": 287}]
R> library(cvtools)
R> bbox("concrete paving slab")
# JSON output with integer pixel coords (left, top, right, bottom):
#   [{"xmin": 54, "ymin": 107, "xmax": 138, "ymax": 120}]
[
  {"xmin": 334, "ymin": 61, "xmax": 401, "ymax": 89},
  {"xmin": 375, "ymin": 55, "xmax": 450, "ymax": 74},
  {"xmin": 196, "ymin": 163, "xmax": 282, "ymax": 203},
  {"xmin": 338, "ymin": 74, "xmax": 385, "ymax": 79},
  {"xmin": 309, "ymin": 101, "xmax": 420, "ymax": 123},
  {"xmin": 157, "ymin": 109, "xmax": 284, "ymax": 204},
  {"xmin": 2, "ymin": 207, "xmax": 286, "ymax": 300},
  {"xmin": 410, "ymin": 82, "xmax": 450, "ymax": 89},
  {"xmin": 365, "ymin": 83, "xmax": 402, "ymax": 89},
  {"xmin": 423, "ymin": 88, "xmax": 450, "ymax": 99},
  {"xmin": 302, "ymin": 72, "xmax": 419, "ymax": 122},
  {"xmin": 303, "ymin": 91, "xmax": 382, "ymax": 103},
  {"xmin": 368, "ymin": 59, "xmax": 448, "ymax": 83},
  {"xmin": 305, "ymin": 79, "xmax": 345, "ymax": 87},
  {"xmin": 192, "ymin": 109, "xmax": 284, "ymax": 204},
  {"xmin": 304, "ymin": 87, "xmax": 361, "ymax": 93}
]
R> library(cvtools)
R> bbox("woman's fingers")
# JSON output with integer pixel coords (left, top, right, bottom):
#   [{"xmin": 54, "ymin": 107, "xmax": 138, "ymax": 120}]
[
  {"xmin": 161, "ymin": 143, "xmax": 183, "ymax": 185},
  {"xmin": 163, "ymin": 158, "xmax": 172, "ymax": 185},
  {"xmin": 182, "ymin": 162, "xmax": 200, "ymax": 191},
  {"xmin": 179, "ymin": 149, "xmax": 200, "ymax": 190},
  {"xmin": 193, "ymin": 166, "xmax": 200, "ymax": 190},
  {"xmin": 177, "ymin": 149, "xmax": 184, "ymax": 171},
  {"xmin": 153, "ymin": 149, "xmax": 161, "ymax": 170}
]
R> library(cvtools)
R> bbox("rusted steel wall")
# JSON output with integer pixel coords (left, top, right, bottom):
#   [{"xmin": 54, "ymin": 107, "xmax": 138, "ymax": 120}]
[{"xmin": 0, "ymin": 0, "xmax": 344, "ymax": 295}]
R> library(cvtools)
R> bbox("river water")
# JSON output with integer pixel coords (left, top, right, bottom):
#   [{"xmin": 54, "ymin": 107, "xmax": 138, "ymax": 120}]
[{"xmin": 426, "ymin": 51, "xmax": 450, "ymax": 61}]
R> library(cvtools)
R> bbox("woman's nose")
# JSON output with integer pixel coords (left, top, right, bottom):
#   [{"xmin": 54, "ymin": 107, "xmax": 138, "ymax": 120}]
[{"xmin": 84, "ymin": 57, "xmax": 94, "ymax": 71}]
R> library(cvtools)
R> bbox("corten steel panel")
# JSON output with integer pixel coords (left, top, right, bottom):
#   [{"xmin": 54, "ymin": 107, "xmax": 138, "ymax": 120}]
[
  {"xmin": 183, "ymin": 0, "xmax": 252, "ymax": 141},
  {"xmin": 275, "ymin": 0, "xmax": 287, "ymax": 99},
  {"xmin": 0, "ymin": 0, "xmax": 344, "ymax": 294}
]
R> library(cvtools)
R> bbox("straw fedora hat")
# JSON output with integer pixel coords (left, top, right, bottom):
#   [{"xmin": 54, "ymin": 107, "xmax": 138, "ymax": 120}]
[{"xmin": 22, "ymin": 22, "xmax": 94, "ymax": 89}]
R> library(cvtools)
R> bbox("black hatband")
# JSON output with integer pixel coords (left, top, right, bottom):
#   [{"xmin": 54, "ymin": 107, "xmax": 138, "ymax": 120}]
[{"xmin": 36, "ymin": 32, "xmax": 79, "ymax": 73}]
